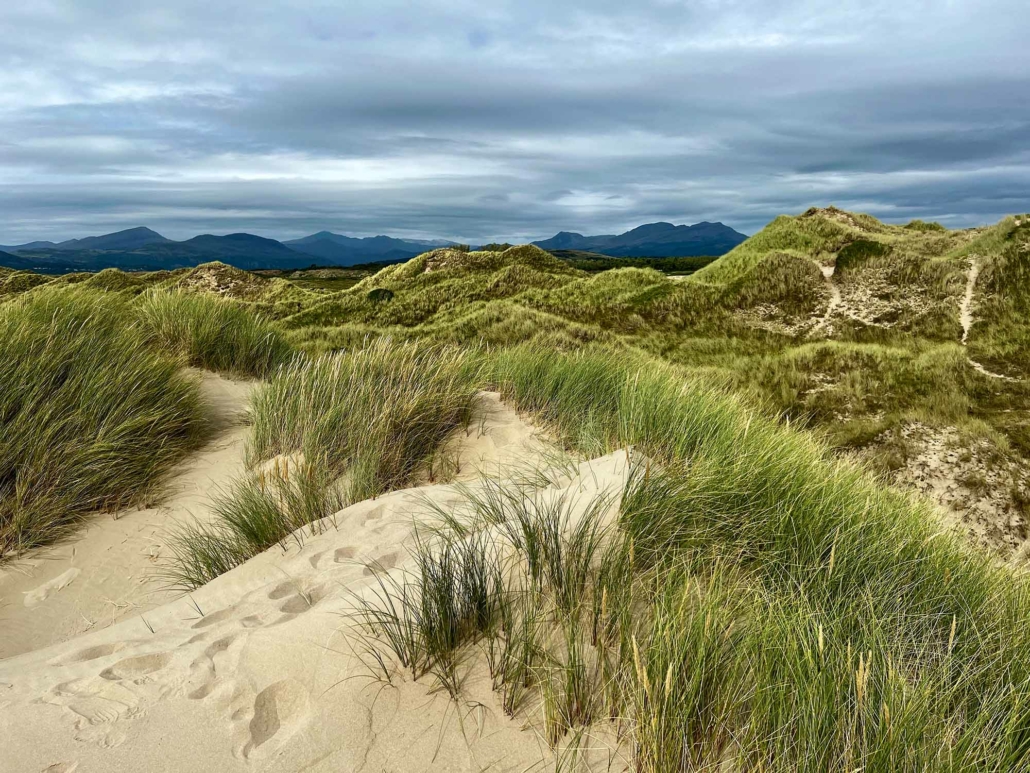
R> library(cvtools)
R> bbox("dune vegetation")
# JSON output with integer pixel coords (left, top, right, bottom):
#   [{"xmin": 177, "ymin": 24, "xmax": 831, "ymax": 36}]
[
  {"xmin": 351, "ymin": 346, "xmax": 1030, "ymax": 769},
  {"xmin": 2, "ymin": 207, "xmax": 1029, "ymax": 769},
  {"xmin": 136, "ymin": 289, "xmax": 294, "ymax": 377},
  {"xmin": 165, "ymin": 340, "xmax": 480, "ymax": 589},
  {"xmin": 0, "ymin": 289, "xmax": 205, "ymax": 557}
]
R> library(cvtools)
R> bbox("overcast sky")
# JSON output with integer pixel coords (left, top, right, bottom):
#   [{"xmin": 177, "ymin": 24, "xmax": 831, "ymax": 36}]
[{"xmin": 1, "ymin": 1, "xmax": 1028, "ymax": 243}]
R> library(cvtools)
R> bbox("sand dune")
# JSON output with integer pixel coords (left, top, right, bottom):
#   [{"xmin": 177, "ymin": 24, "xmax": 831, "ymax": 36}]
[{"xmin": 0, "ymin": 390, "xmax": 631, "ymax": 772}]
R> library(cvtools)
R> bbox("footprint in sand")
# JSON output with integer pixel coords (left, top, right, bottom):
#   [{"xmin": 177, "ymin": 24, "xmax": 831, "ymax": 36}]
[
  {"xmin": 361, "ymin": 504, "xmax": 387, "ymax": 526},
  {"xmin": 234, "ymin": 679, "xmax": 312, "ymax": 760},
  {"xmin": 267, "ymin": 580, "xmax": 298, "ymax": 601},
  {"xmin": 278, "ymin": 584, "xmax": 328, "ymax": 614},
  {"xmin": 99, "ymin": 652, "xmax": 171, "ymax": 682},
  {"xmin": 45, "ymin": 677, "xmax": 143, "ymax": 747},
  {"xmin": 24, "ymin": 568, "xmax": 81, "ymax": 607},
  {"xmin": 191, "ymin": 606, "xmax": 238, "ymax": 629},
  {"xmin": 41, "ymin": 763, "xmax": 79, "ymax": 773},
  {"xmin": 51, "ymin": 642, "xmax": 128, "ymax": 666},
  {"xmin": 362, "ymin": 551, "xmax": 398, "ymax": 576},
  {"xmin": 309, "ymin": 546, "xmax": 357, "ymax": 568},
  {"xmin": 188, "ymin": 635, "xmax": 241, "ymax": 700},
  {"xmin": 334, "ymin": 546, "xmax": 356, "ymax": 562}
]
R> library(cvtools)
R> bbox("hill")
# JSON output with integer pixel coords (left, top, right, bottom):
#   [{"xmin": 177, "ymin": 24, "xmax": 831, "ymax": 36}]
[
  {"xmin": 1, "ymin": 222, "xmax": 747, "ymax": 273},
  {"xmin": 1, "ymin": 233, "xmax": 317, "ymax": 273},
  {"xmin": 533, "ymin": 220, "xmax": 747, "ymax": 257},
  {"xmin": 0, "ymin": 249, "xmax": 34, "ymax": 271},
  {"xmin": 284, "ymin": 231, "xmax": 455, "ymax": 266}
]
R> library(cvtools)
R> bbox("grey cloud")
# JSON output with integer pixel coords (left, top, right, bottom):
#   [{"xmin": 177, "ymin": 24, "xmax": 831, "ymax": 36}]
[{"xmin": 0, "ymin": 1, "xmax": 1028, "ymax": 244}]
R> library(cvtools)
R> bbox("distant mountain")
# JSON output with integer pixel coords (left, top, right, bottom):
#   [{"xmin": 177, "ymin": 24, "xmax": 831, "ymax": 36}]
[
  {"xmin": 59, "ymin": 226, "xmax": 172, "ymax": 252},
  {"xmin": 0, "ymin": 232, "xmax": 315, "ymax": 273},
  {"xmin": 0, "ymin": 226, "xmax": 445, "ymax": 273},
  {"xmin": 181, "ymin": 233, "xmax": 305, "ymax": 265},
  {"xmin": 2, "ymin": 227, "xmax": 172, "ymax": 254},
  {"xmin": 0, "ymin": 220, "xmax": 747, "ymax": 274},
  {"xmin": 0, "ymin": 249, "xmax": 35, "ymax": 271},
  {"xmin": 533, "ymin": 221, "xmax": 747, "ymax": 257},
  {"xmin": 0, "ymin": 240, "xmax": 60, "ymax": 252},
  {"xmin": 284, "ymin": 232, "xmax": 456, "ymax": 266}
]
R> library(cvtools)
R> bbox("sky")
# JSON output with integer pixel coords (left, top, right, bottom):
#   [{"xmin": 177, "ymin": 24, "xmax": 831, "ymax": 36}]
[{"xmin": 1, "ymin": 0, "xmax": 1028, "ymax": 244}]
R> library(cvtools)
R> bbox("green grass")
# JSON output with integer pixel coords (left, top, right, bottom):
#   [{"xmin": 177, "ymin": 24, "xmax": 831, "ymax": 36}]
[
  {"xmin": 137, "ymin": 289, "xmax": 294, "ymax": 377},
  {"xmin": 966, "ymin": 217, "xmax": 1030, "ymax": 378},
  {"xmin": 0, "ymin": 288, "xmax": 205, "ymax": 557},
  {"xmin": 164, "ymin": 462, "xmax": 343, "ymax": 590},
  {"xmin": 357, "ymin": 345, "xmax": 1030, "ymax": 770},
  {"xmin": 5, "ymin": 207, "xmax": 1027, "ymax": 769},
  {"xmin": 166, "ymin": 339, "xmax": 480, "ymax": 589},
  {"xmin": 249, "ymin": 338, "xmax": 479, "ymax": 501}
]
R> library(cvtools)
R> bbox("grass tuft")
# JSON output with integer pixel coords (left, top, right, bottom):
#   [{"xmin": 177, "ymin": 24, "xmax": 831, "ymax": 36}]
[
  {"xmin": 137, "ymin": 289, "xmax": 294, "ymax": 377},
  {"xmin": 0, "ymin": 288, "xmax": 204, "ymax": 557}
]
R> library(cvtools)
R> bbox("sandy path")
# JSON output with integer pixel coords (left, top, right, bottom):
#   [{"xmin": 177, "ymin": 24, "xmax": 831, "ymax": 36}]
[
  {"xmin": 810, "ymin": 262, "xmax": 841, "ymax": 334},
  {"xmin": 959, "ymin": 258, "xmax": 1017, "ymax": 381},
  {"xmin": 0, "ymin": 396, "xmax": 630, "ymax": 773},
  {"xmin": 960, "ymin": 258, "xmax": 979, "ymax": 345},
  {"xmin": 0, "ymin": 371, "xmax": 255, "ymax": 660}
]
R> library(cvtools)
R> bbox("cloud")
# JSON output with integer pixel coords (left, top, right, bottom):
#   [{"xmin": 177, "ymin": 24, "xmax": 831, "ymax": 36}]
[{"xmin": 0, "ymin": 0, "xmax": 1028, "ymax": 243}]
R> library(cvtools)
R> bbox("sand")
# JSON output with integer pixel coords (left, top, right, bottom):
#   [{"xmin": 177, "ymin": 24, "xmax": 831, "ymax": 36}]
[
  {"xmin": 0, "ymin": 372, "xmax": 255, "ymax": 660},
  {"xmin": 0, "ymin": 389, "xmax": 633, "ymax": 773},
  {"xmin": 809, "ymin": 261, "xmax": 841, "ymax": 334},
  {"xmin": 868, "ymin": 422, "xmax": 1030, "ymax": 560}
]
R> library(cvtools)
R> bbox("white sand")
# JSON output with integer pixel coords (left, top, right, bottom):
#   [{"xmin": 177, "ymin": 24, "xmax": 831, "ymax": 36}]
[{"xmin": 0, "ymin": 389, "xmax": 633, "ymax": 772}]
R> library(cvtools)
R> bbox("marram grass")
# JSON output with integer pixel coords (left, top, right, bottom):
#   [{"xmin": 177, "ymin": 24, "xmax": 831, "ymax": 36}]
[
  {"xmin": 166, "ymin": 339, "xmax": 480, "ymax": 589},
  {"xmin": 248, "ymin": 338, "xmax": 479, "ymax": 501},
  {"xmin": 0, "ymin": 288, "xmax": 205, "ymax": 557},
  {"xmin": 355, "ymin": 344, "xmax": 1030, "ymax": 771},
  {"xmin": 137, "ymin": 288, "xmax": 294, "ymax": 377}
]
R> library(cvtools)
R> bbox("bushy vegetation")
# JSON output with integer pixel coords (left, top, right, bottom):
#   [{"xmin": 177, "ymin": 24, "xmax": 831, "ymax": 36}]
[
  {"xmin": 0, "ymin": 289, "xmax": 204, "ymax": 556},
  {"xmin": 165, "ymin": 462, "xmax": 343, "ymax": 589},
  {"xmin": 5, "ymin": 204, "xmax": 1030, "ymax": 769},
  {"xmin": 137, "ymin": 289, "xmax": 294, "ymax": 377},
  {"xmin": 965, "ymin": 217, "xmax": 1030, "ymax": 378},
  {"xmin": 548, "ymin": 251, "xmax": 718, "ymax": 274}
]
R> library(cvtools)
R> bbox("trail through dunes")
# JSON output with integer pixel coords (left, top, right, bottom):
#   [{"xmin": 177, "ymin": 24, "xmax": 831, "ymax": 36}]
[
  {"xmin": 960, "ymin": 258, "xmax": 1018, "ymax": 381},
  {"xmin": 960, "ymin": 258, "xmax": 980, "ymax": 345},
  {"xmin": 0, "ymin": 372, "xmax": 254, "ymax": 660},
  {"xmin": 0, "ymin": 394, "xmax": 631, "ymax": 772},
  {"xmin": 810, "ymin": 261, "xmax": 841, "ymax": 334}
]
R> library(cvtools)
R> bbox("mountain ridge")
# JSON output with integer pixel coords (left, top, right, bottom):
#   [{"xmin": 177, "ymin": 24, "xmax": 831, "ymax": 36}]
[
  {"xmin": 0, "ymin": 220, "xmax": 747, "ymax": 273},
  {"xmin": 532, "ymin": 220, "xmax": 747, "ymax": 257}
]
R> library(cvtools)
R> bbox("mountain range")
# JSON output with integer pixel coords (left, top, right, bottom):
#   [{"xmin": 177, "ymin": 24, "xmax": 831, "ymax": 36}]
[
  {"xmin": 531, "ymin": 221, "xmax": 746, "ymax": 257},
  {"xmin": 0, "ymin": 221, "xmax": 747, "ymax": 273}
]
